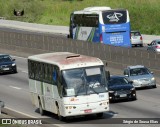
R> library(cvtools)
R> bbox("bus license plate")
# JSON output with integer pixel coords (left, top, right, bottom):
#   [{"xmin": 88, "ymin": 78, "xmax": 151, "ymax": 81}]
[{"xmin": 84, "ymin": 109, "xmax": 92, "ymax": 113}]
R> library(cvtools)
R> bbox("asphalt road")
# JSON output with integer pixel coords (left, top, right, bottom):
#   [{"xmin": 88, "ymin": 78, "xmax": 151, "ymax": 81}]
[
  {"xmin": 0, "ymin": 55, "xmax": 160, "ymax": 127},
  {"xmin": 0, "ymin": 20, "xmax": 160, "ymax": 127}
]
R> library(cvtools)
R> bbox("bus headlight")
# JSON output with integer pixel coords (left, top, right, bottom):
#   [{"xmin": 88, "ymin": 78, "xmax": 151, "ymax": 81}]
[
  {"xmin": 65, "ymin": 106, "xmax": 76, "ymax": 109},
  {"xmin": 151, "ymin": 77, "xmax": 155, "ymax": 81}
]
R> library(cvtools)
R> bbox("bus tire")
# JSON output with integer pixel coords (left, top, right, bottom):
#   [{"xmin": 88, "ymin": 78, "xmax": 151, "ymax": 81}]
[
  {"xmin": 96, "ymin": 113, "xmax": 103, "ymax": 118},
  {"xmin": 39, "ymin": 100, "xmax": 44, "ymax": 116},
  {"xmin": 57, "ymin": 106, "xmax": 65, "ymax": 121}
]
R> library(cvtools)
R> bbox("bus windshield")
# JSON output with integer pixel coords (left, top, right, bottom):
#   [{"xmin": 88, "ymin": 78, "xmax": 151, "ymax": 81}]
[
  {"xmin": 102, "ymin": 10, "xmax": 127, "ymax": 24},
  {"xmin": 62, "ymin": 66, "xmax": 107, "ymax": 97}
]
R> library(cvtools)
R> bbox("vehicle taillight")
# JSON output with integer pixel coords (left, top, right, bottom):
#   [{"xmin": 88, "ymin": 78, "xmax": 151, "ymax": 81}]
[
  {"xmin": 100, "ymin": 34, "xmax": 103, "ymax": 43},
  {"xmin": 140, "ymin": 36, "xmax": 143, "ymax": 40},
  {"xmin": 156, "ymin": 46, "xmax": 160, "ymax": 49}
]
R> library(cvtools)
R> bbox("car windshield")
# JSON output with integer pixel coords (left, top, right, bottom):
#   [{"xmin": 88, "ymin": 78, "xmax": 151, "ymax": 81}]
[
  {"xmin": 0, "ymin": 55, "xmax": 12, "ymax": 63},
  {"xmin": 108, "ymin": 77, "xmax": 129, "ymax": 86},
  {"xmin": 62, "ymin": 66, "xmax": 107, "ymax": 97},
  {"xmin": 130, "ymin": 67, "xmax": 150, "ymax": 76},
  {"xmin": 131, "ymin": 32, "xmax": 141, "ymax": 36}
]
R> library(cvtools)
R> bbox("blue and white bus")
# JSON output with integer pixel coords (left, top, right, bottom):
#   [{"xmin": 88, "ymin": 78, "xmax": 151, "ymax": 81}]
[{"xmin": 68, "ymin": 6, "xmax": 131, "ymax": 47}]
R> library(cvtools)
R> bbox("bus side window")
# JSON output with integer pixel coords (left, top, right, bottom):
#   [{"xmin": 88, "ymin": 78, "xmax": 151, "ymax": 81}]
[{"xmin": 52, "ymin": 68, "xmax": 57, "ymax": 85}]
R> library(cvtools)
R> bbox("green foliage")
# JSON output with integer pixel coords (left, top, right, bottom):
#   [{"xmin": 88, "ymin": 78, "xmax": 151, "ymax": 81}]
[{"xmin": 0, "ymin": 0, "xmax": 160, "ymax": 35}]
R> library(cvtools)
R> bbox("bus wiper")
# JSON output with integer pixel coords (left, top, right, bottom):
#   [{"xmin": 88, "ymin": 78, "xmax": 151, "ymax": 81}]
[
  {"xmin": 89, "ymin": 86, "xmax": 99, "ymax": 95},
  {"xmin": 87, "ymin": 82, "xmax": 100, "ymax": 95}
]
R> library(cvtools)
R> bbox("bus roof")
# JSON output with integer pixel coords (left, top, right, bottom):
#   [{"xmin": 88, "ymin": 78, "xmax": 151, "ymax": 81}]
[
  {"xmin": 74, "ymin": 6, "xmax": 111, "ymax": 14},
  {"xmin": 28, "ymin": 52, "xmax": 103, "ymax": 70},
  {"xmin": 83, "ymin": 6, "xmax": 111, "ymax": 11}
]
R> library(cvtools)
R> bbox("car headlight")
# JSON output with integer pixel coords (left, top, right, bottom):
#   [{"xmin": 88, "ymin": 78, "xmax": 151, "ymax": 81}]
[
  {"xmin": 109, "ymin": 91, "xmax": 114, "ymax": 93},
  {"xmin": 12, "ymin": 63, "xmax": 16, "ymax": 66},
  {"xmin": 130, "ymin": 87, "xmax": 135, "ymax": 91},
  {"xmin": 133, "ymin": 80, "xmax": 137, "ymax": 83},
  {"xmin": 151, "ymin": 77, "xmax": 155, "ymax": 81}
]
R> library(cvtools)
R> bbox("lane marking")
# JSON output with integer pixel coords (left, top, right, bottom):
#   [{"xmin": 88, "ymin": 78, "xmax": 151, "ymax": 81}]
[
  {"xmin": 4, "ymin": 107, "xmax": 62, "ymax": 127},
  {"xmin": 21, "ymin": 70, "xmax": 28, "ymax": 73},
  {"xmin": 5, "ymin": 106, "xmax": 38, "ymax": 118},
  {"xmin": 9, "ymin": 86, "xmax": 21, "ymax": 90}
]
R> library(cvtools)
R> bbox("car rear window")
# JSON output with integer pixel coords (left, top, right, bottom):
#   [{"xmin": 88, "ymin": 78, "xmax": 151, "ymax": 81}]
[{"xmin": 131, "ymin": 32, "xmax": 141, "ymax": 36}]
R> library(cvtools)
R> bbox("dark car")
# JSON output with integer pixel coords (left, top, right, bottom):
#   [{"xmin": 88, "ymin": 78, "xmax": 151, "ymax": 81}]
[
  {"xmin": 0, "ymin": 54, "xmax": 17, "ymax": 74},
  {"xmin": 108, "ymin": 76, "xmax": 137, "ymax": 102}
]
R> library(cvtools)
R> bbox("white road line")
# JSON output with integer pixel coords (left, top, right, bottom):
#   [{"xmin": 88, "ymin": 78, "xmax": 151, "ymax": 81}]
[
  {"xmin": 9, "ymin": 86, "xmax": 21, "ymax": 90},
  {"xmin": 5, "ymin": 107, "xmax": 38, "ymax": 118},
  {"xmin": 21, "ymin": 70, "xmax": 28, "ymax": 73}
]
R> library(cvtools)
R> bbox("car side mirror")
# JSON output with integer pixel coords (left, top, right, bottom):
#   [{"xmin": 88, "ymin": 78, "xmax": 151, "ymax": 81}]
[
  {"xmin": 67, "ymin": 35, "xmax": 70, "ymax": 38},
  {"xmin": 148, "ymin": 44, "xmax": 150, "ymax": 46},
  {"xmin": 12, "ymin": 59, "xmax": 15, "ymax": 61}
]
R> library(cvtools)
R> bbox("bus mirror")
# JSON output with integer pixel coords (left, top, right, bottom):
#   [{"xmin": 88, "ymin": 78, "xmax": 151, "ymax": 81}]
[
  {"xmin": 106, "ymin": 62, "xmax": 108, "ymax": 67},
  {"xmin": 106, "ymin": 71, "xmax": 110, "ymax": 80}
]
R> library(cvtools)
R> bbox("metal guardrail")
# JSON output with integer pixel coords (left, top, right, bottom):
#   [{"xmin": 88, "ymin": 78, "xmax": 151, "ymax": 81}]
[
  {"xmin": 0, "ymin": 30, "xmax": 159, "ymax": 77},
  {"xmin": 0, "ymin": 17, "xmax": 6, "ymax": 20}
]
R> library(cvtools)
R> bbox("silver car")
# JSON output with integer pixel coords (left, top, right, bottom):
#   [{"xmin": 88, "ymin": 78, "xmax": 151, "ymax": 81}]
[
  {"xmin": 131, "ymin": 31, "xmax": 143, "ymax": 47},
  {"xmin": 147, "ymin": 39, "xmax": 160, "ymax": 53},
  {"xmin": 123, "ymin": 65, "xmax": 156, "ymax": 88}
]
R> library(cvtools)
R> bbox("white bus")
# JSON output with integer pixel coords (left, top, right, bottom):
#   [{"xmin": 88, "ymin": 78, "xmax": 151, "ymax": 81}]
[{"xmin": 28, "ymin": 52, "xmax": 109, "ymax": 120}]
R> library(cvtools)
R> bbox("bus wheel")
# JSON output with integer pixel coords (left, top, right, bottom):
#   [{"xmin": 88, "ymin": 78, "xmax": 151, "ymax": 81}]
[
  {"xmin": 39, "ymin": 100, "xmax": 44, "ymax": 116},
  {"xmin": 57, "ymin": 106, "xmax": 65, "ymax": 121},
  {"xmin": 96, "ymin": 113, "xmax": 103, "ymax": 118}
]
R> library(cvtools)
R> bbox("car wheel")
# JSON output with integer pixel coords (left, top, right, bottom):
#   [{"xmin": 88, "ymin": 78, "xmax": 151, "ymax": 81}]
[
  {"xmin": 132, "ymin": 94, "xmax": 137, "ymax": 101},
  {"xmin": 152, "ymin": 85, "xmax": 157, "ymax": 88},
  {"xmin": 14, "ymin": 69, "xmax": 18, "ymax": 73}
]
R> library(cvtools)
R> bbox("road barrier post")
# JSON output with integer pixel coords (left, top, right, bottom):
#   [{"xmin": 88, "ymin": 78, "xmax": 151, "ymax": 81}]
[{"xmin": 0, "ymin": 101, "xmax": 5, "ymax": 115}]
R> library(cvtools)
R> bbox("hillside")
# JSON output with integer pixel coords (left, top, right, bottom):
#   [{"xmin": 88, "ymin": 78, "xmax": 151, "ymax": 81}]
[{"xmin": 0, "ymin": 0, "xmax": 160, "ymax": 35}]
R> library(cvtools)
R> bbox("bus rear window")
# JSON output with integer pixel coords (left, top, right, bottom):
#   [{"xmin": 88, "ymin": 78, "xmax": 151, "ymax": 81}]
[{"xmin": 102, "ymin": 10, "xmax": 127, "ymax": 24}]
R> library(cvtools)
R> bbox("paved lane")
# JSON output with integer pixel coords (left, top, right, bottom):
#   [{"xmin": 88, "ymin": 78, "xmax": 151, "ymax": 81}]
[{"xmin": 0, "ymin": 55, "xmax": 160, "ymax": 127}]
